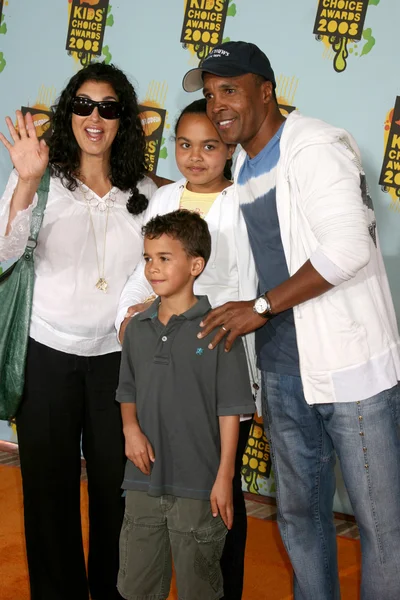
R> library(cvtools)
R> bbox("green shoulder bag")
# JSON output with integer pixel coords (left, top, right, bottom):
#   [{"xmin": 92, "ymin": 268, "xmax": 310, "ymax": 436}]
[{"xmin": 0, "ymin": 168, "xmax": 50, "ymax": 421}]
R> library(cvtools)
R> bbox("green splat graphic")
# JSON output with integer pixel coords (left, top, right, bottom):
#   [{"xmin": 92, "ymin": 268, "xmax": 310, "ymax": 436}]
[
  {"xmin": 104, "ymin": 6, "xmax": 114, "ymax": 59},
  {"xmin": 321, "ymin": 0, "xmax": 379, "ymax": 72},
  {"xmin": 0, "ymin": 52, "xmax": 6, "ymax": 73},
  {"xmin": 242, "ymin": 468, "xmax": 260, "ymax": 494},
  {"xmin": 0, "ymin": 13, "xmax": 7, "ymax": 35},
  {"xmin": 225, "ymin": 2, "xmax": 235, "ymax": 44},
  {"xmin": 159, "ymin": 137, "xmax": 168, "ymax": 161},
  {"xmin": 102, "ymin": 45, "xmax": 112, "ymax": 65},
  {"xmin": 227, "ymin": 2, "xmax": 237, "ymax": 17},
  {"xmin": 269, "ymin": 471, "xmax": 276, "ymax": 493},
  {"xmin": 70, "ymin": 5, "xmax": 114, "ymax": 67},
  {"xmin": 361, "ymin": 28, "xmax": 376, "ymax": 56},
  {"xmin": 194, "ymin": 44, "xmax": 210, "ymax": 60},
  {"xmin": 190, "ymin": 0, "xmax": 236, "ymax": 61},
  {"xmin": 330, "ymin": 36, "xmax": 349, "ymax": 73},
  {"xmin": 106, "ymin": 5, "xmax": 114, "ymax": 27}
]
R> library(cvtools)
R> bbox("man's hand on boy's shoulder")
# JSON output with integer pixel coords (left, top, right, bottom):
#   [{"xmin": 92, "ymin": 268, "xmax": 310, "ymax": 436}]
[
  {"xmin": 198, "ymin": 300, "xmax": 267, "ymax": 352},
  {"xmin": 123, "ymin": 423, "xmax": 155, "ymax": 475},
  {"xmin": 210, "ymin": 473, "xmax": 234, "ymax": 530},
  {"xmin": 119, "ymin": 296, "xmax": 157, "ymax": 344},
  {"xmin": 119, "ymin": 306, "xmax": 143, "ymax": 345}
]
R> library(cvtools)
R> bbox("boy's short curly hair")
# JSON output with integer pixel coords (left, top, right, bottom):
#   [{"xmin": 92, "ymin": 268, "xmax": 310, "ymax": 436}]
[{"xmin": 142, "ymin": 209, "xmax": 212, "ymax": 266}]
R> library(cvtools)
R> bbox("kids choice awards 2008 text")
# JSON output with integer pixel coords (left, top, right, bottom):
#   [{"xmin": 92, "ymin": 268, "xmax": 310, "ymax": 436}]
[
  {"xmin": 313, "ymin": 0, "xmax": 369, "ymax": 40},
  {"xmin": 181, "ymin": 0, "xmax": 229, "ymax": 49},
  {"xmin": 66, "ymin": 0, "xmax": 109, "ymax": 56}
]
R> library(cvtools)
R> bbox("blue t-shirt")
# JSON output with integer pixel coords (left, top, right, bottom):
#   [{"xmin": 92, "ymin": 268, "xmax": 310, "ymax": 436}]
[{"xmin": 237, "ymin": 123, "xmax": 300, "ymax": 376}]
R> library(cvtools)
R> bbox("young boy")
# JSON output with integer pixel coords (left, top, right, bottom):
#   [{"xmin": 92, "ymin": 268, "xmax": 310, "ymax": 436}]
[{"xmin": 116, "ymin": 209, "xmax": 255, "ymax": 600}]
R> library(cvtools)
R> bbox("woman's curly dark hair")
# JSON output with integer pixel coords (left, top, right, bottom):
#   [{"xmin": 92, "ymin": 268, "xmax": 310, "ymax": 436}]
[
  {"xmin": 49, "ymin": 62, "xmax": 148, "ymax": 215},
  {"xmin": 174, "ymin": 98, "xmax": 233, "ymax": 181}
]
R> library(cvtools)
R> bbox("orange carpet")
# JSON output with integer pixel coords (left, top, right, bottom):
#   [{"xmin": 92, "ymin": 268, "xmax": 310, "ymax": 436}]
[{"xmin": 0, "ymin": 465, "xmax": 361, "ymax": 600}]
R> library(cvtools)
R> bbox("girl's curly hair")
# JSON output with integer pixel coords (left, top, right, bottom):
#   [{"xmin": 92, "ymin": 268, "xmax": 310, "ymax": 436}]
[{"xmin": 49, "ymin": 62, "xmax": 148, "ymax": 215}]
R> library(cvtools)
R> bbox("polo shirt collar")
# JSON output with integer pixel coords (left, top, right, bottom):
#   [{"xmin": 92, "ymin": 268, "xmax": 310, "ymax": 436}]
[{"xmin": 139, "ymin": 295, "xmax": 211, "ymax": 322}]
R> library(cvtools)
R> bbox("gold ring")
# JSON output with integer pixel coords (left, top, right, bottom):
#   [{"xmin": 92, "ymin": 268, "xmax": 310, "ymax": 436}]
[{"xmin": 221, "ymin": 325, "xmax": 227, "ymax": 331}]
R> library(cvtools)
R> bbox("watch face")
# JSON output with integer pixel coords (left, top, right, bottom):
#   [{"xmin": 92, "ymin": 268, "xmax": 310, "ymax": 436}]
[{"xmin": 255, "ymin": 297, "xmax": 268, "ymax": 314}]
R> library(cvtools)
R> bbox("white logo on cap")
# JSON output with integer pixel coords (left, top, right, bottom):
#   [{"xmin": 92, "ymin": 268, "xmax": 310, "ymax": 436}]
[{"xmin": 208, "ymin": 49, "xmax": 230, "ymax": 59}]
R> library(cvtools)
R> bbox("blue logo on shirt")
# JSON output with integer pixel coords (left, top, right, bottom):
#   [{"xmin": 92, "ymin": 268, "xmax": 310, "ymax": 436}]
[{"xmin": 196, "ymin": 348, "xmax": 204, "ymax": 356}]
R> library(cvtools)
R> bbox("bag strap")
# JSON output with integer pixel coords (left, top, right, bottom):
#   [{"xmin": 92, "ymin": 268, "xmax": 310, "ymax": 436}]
[{"xmin": 24, "ymin": 167, "xmax": 50, "ymax": 255}]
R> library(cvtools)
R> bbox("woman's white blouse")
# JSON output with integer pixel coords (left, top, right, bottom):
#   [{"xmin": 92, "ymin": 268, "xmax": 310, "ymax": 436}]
[{"xmin": 0, "ymin": 169, "xmax": 157, "ymax": 356}]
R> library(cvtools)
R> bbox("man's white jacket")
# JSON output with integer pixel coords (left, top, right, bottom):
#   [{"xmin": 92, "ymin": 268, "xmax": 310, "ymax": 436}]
[
  {"xmin": 235, "ymin": 110, "xmax": 400, "ymax": 404},
  {"xmin": 116, "ymin": 179, "xmax": 260, "ymax": 408}
]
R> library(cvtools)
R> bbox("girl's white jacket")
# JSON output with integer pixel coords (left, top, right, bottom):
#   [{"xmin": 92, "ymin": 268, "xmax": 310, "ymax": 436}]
[
  {"xmin": 116, "ymin": 179, "xmax": 260, "ymax": 409},
  {"xmin": 234, "ymin": 110, "xmax": 400, "ymax": 405}
]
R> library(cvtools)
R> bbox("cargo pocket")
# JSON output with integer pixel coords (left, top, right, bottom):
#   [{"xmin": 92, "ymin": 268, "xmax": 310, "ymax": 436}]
[
  {"xmin": 118, "ymin": 512, "xmax": 133, "ymax": 579},
  {"xmin": 193, "ymin": 518, "xmax": 227, "ymax": 593}
]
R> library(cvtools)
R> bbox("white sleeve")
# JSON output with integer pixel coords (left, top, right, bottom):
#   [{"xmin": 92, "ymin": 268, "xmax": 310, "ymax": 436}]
[
  {"xmin": 115, "ymin": 184, "xmax": 173, "ymax": 337},
  {"xmin": 292, "ymin": 141, "xmax": 371, "ymax": 285},
  {"xmin": 0, "ymin": 169, "xmax": 39, "ymax": 262},
  {"xmin": 138, "ymin": 174, "xmax": 158, "ymax": 199},
  {"xmin": 137, "ymin": 175, "xmax": 158, "ymax": 225},
  {"xmin": 115, "ymin": 258, "xmax": 154, "ymax": 337}
]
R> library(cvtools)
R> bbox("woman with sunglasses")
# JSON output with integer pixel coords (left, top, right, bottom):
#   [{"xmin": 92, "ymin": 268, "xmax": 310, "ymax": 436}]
[{"xmin": 0, "ymin": 62, "xmax": 157, "ymax": 600}]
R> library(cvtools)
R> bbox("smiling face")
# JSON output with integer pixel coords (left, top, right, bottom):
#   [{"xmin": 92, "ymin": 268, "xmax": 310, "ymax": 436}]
[
  {"xmin": 203, "ymin": 72, "xmax": 274, "ymax": 157},
  {"xmin": 144, "ymin": 233, "xmax": 204, "ymax": 299},
  {"xmin": 175, "ymin": 112, "xmax": 235, "ymax": 193},
  {"xmin": 71, "ymin": 80, "xmax": 120, "ymax": 161}
]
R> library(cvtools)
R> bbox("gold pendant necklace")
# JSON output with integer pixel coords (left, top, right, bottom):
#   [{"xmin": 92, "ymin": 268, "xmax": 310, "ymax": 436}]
[
  {"xmin": 80, "ymin": 183, "xmax": 112, "ymax": 293},
  {"xmin": 95, "ymin": 277, "xmax": 108, "ymax": 293}
]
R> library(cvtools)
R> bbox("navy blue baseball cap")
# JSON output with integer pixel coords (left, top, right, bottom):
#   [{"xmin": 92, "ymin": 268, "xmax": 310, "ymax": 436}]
[{"xmin": 182, "ymin": 41, "xmax": 276, "ymax": 92}]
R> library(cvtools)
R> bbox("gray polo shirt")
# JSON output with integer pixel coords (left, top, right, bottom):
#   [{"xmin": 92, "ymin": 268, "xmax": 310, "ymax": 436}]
[{"xmin": 116, "ymin": 296, "xmax": 255, "ymax": 501}]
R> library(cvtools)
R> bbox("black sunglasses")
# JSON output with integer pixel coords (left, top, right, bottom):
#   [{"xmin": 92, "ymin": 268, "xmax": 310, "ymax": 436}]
[{"xmin": 71, "ymin": 96, "xmax": 122, "ymax": 120}]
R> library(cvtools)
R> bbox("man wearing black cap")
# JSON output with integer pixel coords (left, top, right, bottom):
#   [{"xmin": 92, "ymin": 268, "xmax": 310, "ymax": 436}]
[{"xmin": 186, "ymin": 41, "xmax": 400, "ymax": 600}]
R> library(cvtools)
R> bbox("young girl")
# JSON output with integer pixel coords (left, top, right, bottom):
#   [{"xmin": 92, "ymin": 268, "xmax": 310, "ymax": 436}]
[{"xmin": 116, "ymin": 99, "xmax": 259, "ymax": 600}]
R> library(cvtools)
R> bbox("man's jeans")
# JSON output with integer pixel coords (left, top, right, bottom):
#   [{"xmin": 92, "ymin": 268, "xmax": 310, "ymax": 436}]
[{"xmin": 262, "ymin": 371, "xmax": 400, "ymax": 600}]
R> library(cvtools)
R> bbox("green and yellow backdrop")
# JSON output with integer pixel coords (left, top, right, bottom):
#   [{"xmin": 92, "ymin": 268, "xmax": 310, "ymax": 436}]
[{"xmin": 1, "ymin": 0, "xmax": 399, "ymax": 516}]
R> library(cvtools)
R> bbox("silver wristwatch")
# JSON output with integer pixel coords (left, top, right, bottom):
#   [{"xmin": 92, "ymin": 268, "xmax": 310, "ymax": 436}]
[{"xmin": 253, "ymin": 293, "xmax": 274, "ymax": 318}]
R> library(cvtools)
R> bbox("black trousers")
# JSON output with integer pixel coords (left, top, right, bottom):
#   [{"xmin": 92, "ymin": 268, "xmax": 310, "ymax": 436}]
[
  {"xmin": 220, "ymin": 418, "xmax": 253, "ymax": 600},
  {"xmin": 16, "ymin": 338, "xmax": 125, "ymax": 600}
]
